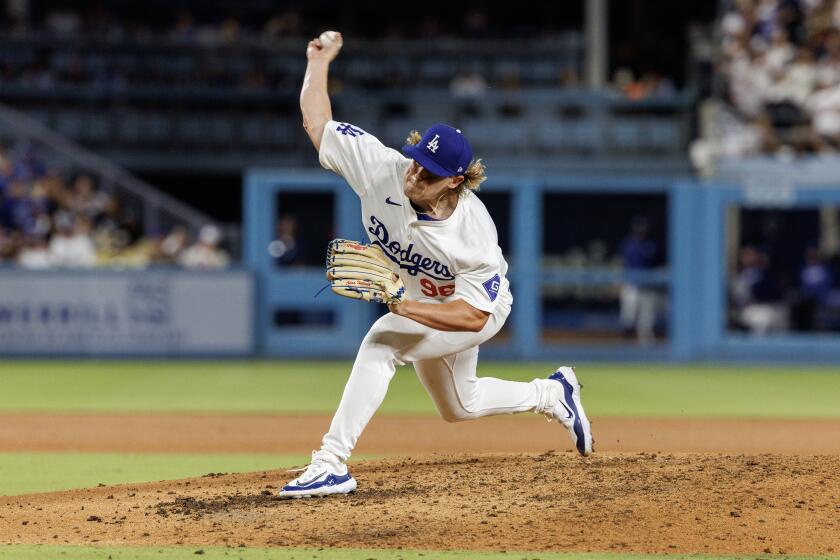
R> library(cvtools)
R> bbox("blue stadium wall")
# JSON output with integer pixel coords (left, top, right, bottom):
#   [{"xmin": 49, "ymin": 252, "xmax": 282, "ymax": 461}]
[{"xmin": 246, "ymin": 168, "xmax": 840, "ymax": 363}]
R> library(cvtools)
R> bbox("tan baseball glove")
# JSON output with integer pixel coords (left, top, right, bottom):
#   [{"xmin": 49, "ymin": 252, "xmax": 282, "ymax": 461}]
[{"xmin": 326, "ymin": 239, "xmax": 405, "ymax": 304}]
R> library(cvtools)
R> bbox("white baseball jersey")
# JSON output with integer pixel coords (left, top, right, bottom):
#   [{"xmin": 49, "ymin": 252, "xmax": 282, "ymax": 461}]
[{"xmin": 319, "ymin": 120, "xmax": 512, "ymax": 313}]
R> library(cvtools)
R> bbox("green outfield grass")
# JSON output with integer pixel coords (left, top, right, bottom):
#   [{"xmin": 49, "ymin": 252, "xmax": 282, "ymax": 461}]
[
  {"xmin": 0, "ymin": 546, "xmax": 836, "ymax": 560},
  {"xmin": 0, "ymin": 453, "xmax": 312, "ymax": 496},
  {"xmin": 0, "ymin": 361, "xmax": 838, "ymax": 418}
]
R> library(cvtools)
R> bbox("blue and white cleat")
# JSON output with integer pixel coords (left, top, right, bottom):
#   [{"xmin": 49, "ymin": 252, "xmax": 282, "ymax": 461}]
[
  {"xmin": 539, "ymin": 366, "xmax": 594, "ymax": 456},
  {"xmin": 278, "ymin": 450, "xmax": 357, "ymax": 499}
]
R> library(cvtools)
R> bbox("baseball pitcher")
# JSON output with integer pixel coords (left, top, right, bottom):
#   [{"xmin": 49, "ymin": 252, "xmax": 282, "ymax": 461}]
[{"xmin": 279, "ymin": 31, "xmax": 594, "ymax": 499}]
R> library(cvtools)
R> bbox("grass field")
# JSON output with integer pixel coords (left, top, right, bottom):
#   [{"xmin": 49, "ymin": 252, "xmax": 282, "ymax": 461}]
[
  {"xmin": 0, "ymin": 452, "xmax": 312, "ymax": 496},
  {"xmin": 1, "ymin": 361, "xmax": 839, "ymax": 418},
  {"xmin": 1, "ymin": 360, "xmax": 838, "ymax": 560}
]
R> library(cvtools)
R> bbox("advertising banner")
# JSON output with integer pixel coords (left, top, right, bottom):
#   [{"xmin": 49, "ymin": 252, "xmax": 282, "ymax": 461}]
[{"xmin": 0, "ymin": 271, "xmax": 253, "ymax": 356}]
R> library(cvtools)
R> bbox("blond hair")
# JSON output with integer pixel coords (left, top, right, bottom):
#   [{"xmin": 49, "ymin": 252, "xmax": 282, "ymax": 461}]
[{"xmin": 405, "ymin": 130, "xmax": 486, "ymax": 195}]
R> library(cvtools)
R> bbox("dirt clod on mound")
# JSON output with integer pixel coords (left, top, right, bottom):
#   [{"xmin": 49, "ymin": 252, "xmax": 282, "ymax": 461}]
[
  {"xmin": 155, "ymin": 493, "xmax": 283, "ymax": 517},
  {"xmin": 1, "ymin": 453, "xmax": 839, "ymax": 555}
]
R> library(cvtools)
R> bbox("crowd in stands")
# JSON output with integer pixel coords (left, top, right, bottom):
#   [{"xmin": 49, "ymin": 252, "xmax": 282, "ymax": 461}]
[
  {"xmin": 707, "ymin": 0, "xmax": 840, "ymax": 159},
  {"xmin": 0, "ymin": 10, "xmax": 580, "ymax": 95},
  {"xmin": 0, "ymin": 142, "xmax": 229, "ymax": 269},
  {"xmin": 7, "ymin": 4, "xmax": 573, "ymax": 43},
  {"xmin": 0, "ymin": 4, "xmax": 681, "ymax": 100}
]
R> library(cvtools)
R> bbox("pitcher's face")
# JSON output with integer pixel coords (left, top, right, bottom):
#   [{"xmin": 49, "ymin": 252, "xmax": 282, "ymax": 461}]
[{"xmin": 403, "ymin": 160, "xmax": 459, "ymax": 203}]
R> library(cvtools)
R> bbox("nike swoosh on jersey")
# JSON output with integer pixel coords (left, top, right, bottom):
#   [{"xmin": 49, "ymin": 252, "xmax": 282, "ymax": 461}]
[{"xmin": 385, "ymin": 197, "xmax": 401, "ymax": 206}]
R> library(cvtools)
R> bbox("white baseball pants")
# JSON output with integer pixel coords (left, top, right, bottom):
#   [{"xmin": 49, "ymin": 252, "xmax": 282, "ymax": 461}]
[{"xmin": 320, "ymin": 296, "xmax": 544, "ymax": 462}]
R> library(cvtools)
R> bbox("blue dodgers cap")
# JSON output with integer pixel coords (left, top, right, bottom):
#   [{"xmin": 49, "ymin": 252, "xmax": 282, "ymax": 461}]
[{"xmin": 401, "ymin": 124, "xmax": 473, "ymax": 178}]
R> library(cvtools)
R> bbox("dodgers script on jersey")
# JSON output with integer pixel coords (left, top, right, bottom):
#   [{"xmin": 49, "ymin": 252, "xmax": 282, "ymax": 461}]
[{"xmin": 319, "ymin": 120, "xmax": 512, "ymax": 313}]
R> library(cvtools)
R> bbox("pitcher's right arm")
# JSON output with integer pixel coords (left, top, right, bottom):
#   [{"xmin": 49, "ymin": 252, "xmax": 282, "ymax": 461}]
[{"xmin": 300, "ymin": 32, "xmax": 343, "ymax": 151}]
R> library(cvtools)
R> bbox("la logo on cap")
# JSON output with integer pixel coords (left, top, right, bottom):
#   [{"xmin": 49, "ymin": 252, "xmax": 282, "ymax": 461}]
[{"xmin": 426, "ymin": 134, "xmax": 440, "ymax": 153}]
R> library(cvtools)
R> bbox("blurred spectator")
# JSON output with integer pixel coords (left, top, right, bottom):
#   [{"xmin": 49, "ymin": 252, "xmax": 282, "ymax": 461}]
[
  {"xmin": 49, "ymin": 215, "xmax": 96, "ymax": 268},
  {"xmin": 159, "ymin": 225, "xmax": 189, "ymax": 264},
  {"xmin": 765, "ymin": 27, "xmax": 795, "ymax": 73},
  {"xmin": 99, "ymin": 197, "xmax": 142, "ymax": 245},
  {"xmin": 0, "ymin": 228, "xmax": 17, "ymax": 260},
  {"xmin": 730, "ymin": 246, "xmax": 788, "ymax": 333},
  {"xmin": 69, "ymin": 174, "xmax": 109, "ymax": 220},
  {"xmin": 17, "ymin": 235, "xmax": 51, "ymax": 269},
  {"xmin": 450, "ymin": 71, "xmax": 488, "ymax": 98},
  {"xmin": 619, "ymin": 217, "xmax": 660, "ymax": 344},
  {"xmin": 615, "ymin": 68, "xmax": 676, "ymax": 100},
  {"xmin": 5, "ymin": 180, "xmax": 33, "ymax": 232},
  {"xmin": 13, "ymin": 143, "xmax": 46, "ymax": 181},
  {"xmin": 218, "ymin": 17, "xmax": 241, "ymax": 44},
  {"xmin": 178, "ymin": 224, "xmax": 229, "ymax": 269},
  {"xmin": 261, "ymin": 10, "xmax": 303, "ymax": 40},
  {"xmin": 0, "ymin": 144, "xmax": 12, "ymax": 185},
  {"xmin": 805, "ymin": 74, "xmax": 840, "ymax": 146},
  {"xmin": 791, "ymin": 246, "xmax": 833, "ymax": 329},
  {"xmin": 450, "ymin": 71, "xmax": 487, "ymax": 118},
  {"xmin": 270, "ymin": 215, "xmax": 303, "ymax": 266}
]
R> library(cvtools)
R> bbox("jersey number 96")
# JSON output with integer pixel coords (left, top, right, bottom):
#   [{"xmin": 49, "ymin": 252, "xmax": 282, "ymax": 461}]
[{"xmin": 420, "ymin": 278, "xmax": 455, "ymax": 298}]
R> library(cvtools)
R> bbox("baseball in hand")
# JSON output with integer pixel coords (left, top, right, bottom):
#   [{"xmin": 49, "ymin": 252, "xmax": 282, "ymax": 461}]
[{"xmin": 319, "ymin": 31, "xmax": 341, "ymax": 50}]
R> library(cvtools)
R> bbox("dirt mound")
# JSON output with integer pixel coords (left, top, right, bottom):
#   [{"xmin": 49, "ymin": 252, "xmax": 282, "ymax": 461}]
[{"xmin": 2, "ymin": 453, "xmax": 838, "ymax": 555}]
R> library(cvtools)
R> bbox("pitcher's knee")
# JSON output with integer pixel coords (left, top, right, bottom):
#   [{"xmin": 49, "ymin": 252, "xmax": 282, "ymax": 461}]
[
  {"xmin": 439, "ymin": 410, "xmax": 469, "ymax": 423},
  {"xmin": 436, "ymin": 404, "xmax": 475, "ymax": 423},
  {"xmin": 433, "ymin": 385, "xmax": 483, "ymax": 422}
]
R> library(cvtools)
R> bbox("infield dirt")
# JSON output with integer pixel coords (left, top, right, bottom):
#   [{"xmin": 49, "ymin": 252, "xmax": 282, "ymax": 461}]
[
  {"xmin": 3, "ymin": 413, "xmax": 840, "ymax": 454},
  {"xmin": 1, "ymin": 414, "xmax": 840, "ymax": 555},
  {"xmin": 1, "ymin": 453, "xmax": 839, "ymax": 555}
]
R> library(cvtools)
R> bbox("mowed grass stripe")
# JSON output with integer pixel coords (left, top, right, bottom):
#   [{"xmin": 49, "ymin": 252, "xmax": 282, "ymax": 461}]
[
  {"xmin": 0, "ymin": 361, "xmax": 838, "ymax": 418},
  {"xmin": 0, "ymin": 453, "xmax": 312, "ymax": 496},
  {"xmin": 1, "ymin": 546, "xmax": 837, "ymax": 560}
]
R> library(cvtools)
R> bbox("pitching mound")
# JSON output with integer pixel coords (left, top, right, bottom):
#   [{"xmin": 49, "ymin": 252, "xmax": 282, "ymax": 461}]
[{"xmin": 2, "ymin": 453, "xmax": 838, "ymax": 555}]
